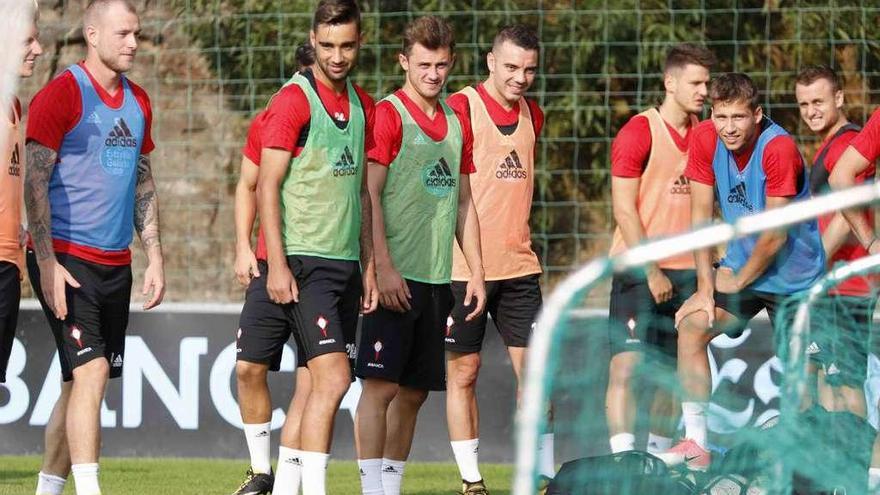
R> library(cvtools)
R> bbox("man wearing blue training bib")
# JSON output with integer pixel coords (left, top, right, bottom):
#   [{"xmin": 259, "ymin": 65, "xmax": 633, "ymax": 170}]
[
  {"xmin": 25, "ymin": 1, "xmax": 164, "ymax": 494},
  {"xmin": 657, "ymin": 73, "xmax": 825, "ymax": 470}
]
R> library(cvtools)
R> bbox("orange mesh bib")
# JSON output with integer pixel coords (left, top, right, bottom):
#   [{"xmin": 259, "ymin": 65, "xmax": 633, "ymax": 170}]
[
  {"xmin": 451, "ymin": 86, "xmax": 541, "ymax": 281},
  {"xmin": 608, "ymin": 108, "xmax": 696, "ymax": 270}
]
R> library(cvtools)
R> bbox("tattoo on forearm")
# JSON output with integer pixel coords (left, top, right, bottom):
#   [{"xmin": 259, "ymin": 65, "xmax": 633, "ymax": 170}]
[
  {"xmin": 134, "ymin": 154, "xmax": 161, "ymax": 249},
  {"xmin": 24, "ymin": 142, "xmax": 58, "ymax": 261}
]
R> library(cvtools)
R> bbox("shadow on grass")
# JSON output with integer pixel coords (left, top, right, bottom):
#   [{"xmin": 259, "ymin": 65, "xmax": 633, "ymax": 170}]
[
  {"xmin": 0, "ymin": 469, "xmax": 33, "ymax": 483},
  {"xmin": 409, "ymin": 490, "xmax": 511, "ymax": 495}
]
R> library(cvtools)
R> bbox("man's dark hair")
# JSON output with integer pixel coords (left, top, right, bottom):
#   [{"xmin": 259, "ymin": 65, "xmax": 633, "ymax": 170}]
[
  {"xmin": 402, "ymin": 16, "xmax": 455, "ymax": 56},
  {"xmin": 796, "ymin": 64, "xmax": 842, "ymax": 93},
  {"xmin": 295, "ymin": 43, "xmax": 315, "ymax": 69},
  {"xmin": 492, "ymin": 24, "xmax": 539, "ymax": 52},
  {"xmin": 312, "ymin": 0, "xmax": 361, "ymax": 32},
  {"xmin": 664, "ymin": 43, "xmax": 716, "ymax": 73},
  {"xmin": 710, "ymin": 73, "xmax": 761, "ymax": 110}
]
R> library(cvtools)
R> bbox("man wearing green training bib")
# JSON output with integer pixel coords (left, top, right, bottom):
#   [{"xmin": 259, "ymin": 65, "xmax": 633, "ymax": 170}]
[
  {"xmin": 353, "ymin": 16, "xmax": 487, "ymax": 495},
  {"xmin": 256, "ymin": 1, "xmax": 379, "ymax": 493}
]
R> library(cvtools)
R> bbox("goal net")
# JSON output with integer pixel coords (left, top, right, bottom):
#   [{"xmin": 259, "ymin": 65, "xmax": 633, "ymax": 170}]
[{"xmin": 513, "ymin": 184, "xmax": 880, "ymax": 495}]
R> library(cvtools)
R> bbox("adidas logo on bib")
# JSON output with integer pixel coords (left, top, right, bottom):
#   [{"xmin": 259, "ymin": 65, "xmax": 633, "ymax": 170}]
[
  {"xmin": 727, "ymin": 183, "xmax": 754, "ymax": 212},
  {"xmin": 495, "ymin": 149, "xmax": 527, "ymax": 181},
  {"xmin": 422, "ymin": 157, "xmax": 456, "ymax": 197},
  {"xmin": 332, "ymin": 146, "xmax": 358, "ymax": 177}
]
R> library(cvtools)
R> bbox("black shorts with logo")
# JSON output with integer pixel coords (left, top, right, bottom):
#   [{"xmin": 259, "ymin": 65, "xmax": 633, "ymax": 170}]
[
  {"xmin": 714, "ymin": 288, "xmax": 790, "ymax": 337},
  {"xmin": 27, "ymin": 250, "xmax": 132, "ymax": 382},
  {"xmin": 806, "ymin": 294, "xmax": 875, "ymax": 388},
  {"xmin": 355, "ymin": 280, "xmax": 453, "ymax": 391},
  {"xmin": 446, "ymin": 274, "xmax": 542, "ymax": 353},
  {"xmin": 285, "ymin": 255, "xmax": 360, "ymax": 366},
  {"xmin": 0, "ymin": 261, "xmax": 21, "ymax": 383},
  {"xmin": 237, "ymin": 260, "xmax": 308, "ymax": 370},
  {"xmin": 608, "ymin": 269, "xmax": 696, "ymax": 358}
]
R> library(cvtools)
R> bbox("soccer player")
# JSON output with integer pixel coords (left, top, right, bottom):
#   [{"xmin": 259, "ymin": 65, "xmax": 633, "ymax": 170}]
[
  {"xmin": 795, "ymin": 65, "xmax": 875, "ymax": 419},
  {"xmin": 827, "ymin": 85, "xmax": 880, "ymax": 495},
  {"xmin": 660, "ymin": 73, "xmax": 825, "ymax": 470},
  {"xmin": 605, "ymin": 44, "xmax": 713, "ymax": 458},
  {"xmin": 442, "ymin": 24, "xmax": 549, "ymax": 493},
  {"xmin": 230, "ymin": 44, "xmax": 324, "ymax": 495},
  {"xmin": 25, "ymin": 1, "xmax": 164, "ymax": 494},
  {"xmin": 354, "ymin": 15, "xmax": 486, "ymax": 495},
  {"xmin": 1, "ymin": 0, "xmax": 41, "ymax": 387},
  {"xmin": 256, "ymin": 1, "xmax": 378, "ymax": 493}
]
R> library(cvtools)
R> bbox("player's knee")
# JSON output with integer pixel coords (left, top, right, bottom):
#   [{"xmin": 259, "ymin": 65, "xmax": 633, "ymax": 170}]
[
  {"xmin": 450, "ymin": 353, "xmax": 481, "ymax": 389},
  {"xmin": 362, "ymin": 378, "xmax": 399, "ymax": 405},
  {"xmin": 608, "ymin": 352, "xmax": 638, "ymax": 385},
  {"xmin": 396, "ymin": 387, "xmax": 429, "ymax": 411},
  {"xmin": 235, "ymin": 361, "xmax": 268, "ymax": 385},
  {"xmin": 73, "ymin": 358, "xmax": 110, "ymax": 383},
  {"xmin": 677, "ymin": 313, "xmax": 711, "ymax": 342}
]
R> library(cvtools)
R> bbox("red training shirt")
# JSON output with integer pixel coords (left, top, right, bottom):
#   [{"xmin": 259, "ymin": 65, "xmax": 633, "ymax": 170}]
[
  {"xmin": 851, "ymin": 107, "xmax": 880, "ymax": 163},
  {"xmin": 685, "ymin": 120, "xmax": 803, "ymax": 197},
  {"xmin": 26, "ymin": 61, "xmax": 155, "ymax": 265},
  {"xmin": 814, "ymin": 128, "xmax": 876, "ymax": 296},
  {"xmin": 368, "ymin": 89, "xmax": 475, "ymax": 173},
  {"xmin": 611, "ymin": 113, "xmax": 693, "ymax": 177}
]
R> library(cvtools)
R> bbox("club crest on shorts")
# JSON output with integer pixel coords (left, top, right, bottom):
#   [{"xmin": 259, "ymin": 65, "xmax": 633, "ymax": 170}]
[
  {"xmin": 69, "ymin": 324, "xmax": 84, "ymax": 348},
  {"xmin": 445, "ymin": 316, "xmax": 456, "ymax": 343},
  {"xmin": 368, "ymin": 340, "xmax": 385, "ymax": 368},
  {"xmin": 625, "ymin": 317, "xmax": 640, "ymax": 344},
  {"xmin": 316, "ymin": 315, "xmax": 329, "ymax": 337}
]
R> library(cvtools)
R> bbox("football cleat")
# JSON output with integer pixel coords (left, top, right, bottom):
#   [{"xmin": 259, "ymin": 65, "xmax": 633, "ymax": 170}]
[
  {"xmin": 459, "ymin": 479, "xmax": 489, "ymax": 494},
  {"xmin": 231, "ymin": 468, "xmax": 274, "ymax": 495},
  {"xmin": 654, "ymin": 439, "xmax": 711, "ymax": 471}
]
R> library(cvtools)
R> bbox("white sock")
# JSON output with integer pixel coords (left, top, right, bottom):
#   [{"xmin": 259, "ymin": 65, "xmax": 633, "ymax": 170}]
[
  {"xmin": 451, "ymin": 438, "xmax": 482, "ymax": 482},
  {"xmin": 682, "ymin": 401, "xmax": 708, "ymax": 448},
  {"xmin": 538, "ymin": 433, "xmax": 555, "ymax": 477},
  {"xmin": 869, "ymin": 467, "xmax": 880, "ymax": 491},
  {"xmin": 609, "ymin": 432, "xmax": 635, "ymax": 454},
  {"xmin": 646, "ymin": 433, "xmax": 673, "ymax": 454},
  {"xmin": 357, "ymin": 458, "xmax": 383, "ymax": 495},
  {"xmin": 35, "ymin": 472, "xmax": 67, "ymax": 495},
  {"xmin": 381, "ymin": 458, "xmax": 405, "ymax": 495},
  {"xmin": 71, "ymin": 463, "xmax": 100, "ymax": 495},
  {"xmin": 300, "ymin": 450, "xmax": 329, "ymax": 495},
  {"xmin": 274, "ymin": 446, "xmax": 303, "ymax": 494},
  {"xmin": 243, "ymin": 422, "xmax": 272, "ymax": 474}
]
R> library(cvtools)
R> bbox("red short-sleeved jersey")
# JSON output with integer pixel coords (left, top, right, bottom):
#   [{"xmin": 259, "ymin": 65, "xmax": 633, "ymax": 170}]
[
  {"xmin": 239, "ymin": 112, "xmax": 268, "ymax": 260},
  {"xmin": 685, "ymin": 120, "xmax": 803, "ymax": 197},
  {"xmin": 445, "ymin": 82, "xmax": 544, "ymax": 138},
  {"xmin": 261, "ymin": 70, "xmax": 375, "ymax": 158},
  {"xmin": 611, "ymin": 113, "xmax": 693, "ymax": 178},
  {"xmin": 27, "ymin": 62, "xmax": 154, "ymax": 154},
  {"xmin": 367, "ymin": 89, "xmax": 475, "ymax": 173},
  {"xmin": 851, "ymin": 107, "xmax": 880, "ymax": 163},
  {"xmin": 814, "ymin": 128, "xmax": 876, "ymax": 296}
]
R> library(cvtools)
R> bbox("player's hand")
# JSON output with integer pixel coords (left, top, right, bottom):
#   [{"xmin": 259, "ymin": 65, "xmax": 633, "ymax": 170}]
[
  {"xmin": 675, "ymin": 291, "xmax": 715, "ymax": 329},
  {"xmin": 234, "ymin": 246, "xmax": 260, "ymax": 287},
  {"xmin": 38, "ymin": 259, "xmax": 81, "ymax": 320},
  {"xmin": 646, "ymin": 266, "xmax": 673, "ymax": 304},
  {"xmin": 714, "ymin": 266, "xmax": 740, "ymax": 294},
  {"xmin": 267, "ymin": 264, "xmax": 298, "ymax": 304},
  {"xmin": 18, "ymin": 224, "xmax": 27, "ymax": 247},
  {"xmin": 377, "ymin": 264, "xmax": 411, "ymax": 313},
  {"xmin": 142, "ymin": 261, "xmax": 166, "ymax": 310},
  {"xmin": 361, "ymin": 267, "xmax": 379, "ymax": 314},
  {"xmin": 463, "ymin": 275, "xmax": 486, "ymax": 321}
]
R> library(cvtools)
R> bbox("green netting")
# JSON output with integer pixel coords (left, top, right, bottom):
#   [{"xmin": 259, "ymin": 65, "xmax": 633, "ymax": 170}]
[{"xmin": 525, "ymin": 257, "xmax": 880, "ymax": 495}]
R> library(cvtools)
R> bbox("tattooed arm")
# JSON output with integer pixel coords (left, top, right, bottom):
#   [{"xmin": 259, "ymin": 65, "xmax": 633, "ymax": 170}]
[
  {"xmin": 135, "ymin": 153, "xmax": 165, "ymax": 309},
  {"xmin": 24, "ymin": 141, "xmax": 80, "ymax": 319}
]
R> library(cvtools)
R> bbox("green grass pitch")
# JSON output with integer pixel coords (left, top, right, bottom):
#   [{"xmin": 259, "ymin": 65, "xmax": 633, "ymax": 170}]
[{"xmin": 0, "ymin": 456, "xmax": 513, "ymax": 494}]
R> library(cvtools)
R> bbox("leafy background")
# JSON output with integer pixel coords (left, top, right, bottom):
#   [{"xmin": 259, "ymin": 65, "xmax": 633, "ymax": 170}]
[{"xmin": 18, "ymin": 0, "xmax": 880, "ymax": 303}]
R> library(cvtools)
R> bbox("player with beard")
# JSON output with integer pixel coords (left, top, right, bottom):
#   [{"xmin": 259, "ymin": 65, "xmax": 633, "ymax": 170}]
[
  {"xmin": 443, "ymin": 25, "xmax": 549, "ymax": 494},
  {"xmin": 256, "ymin": 1, "xmax": 378, "ymax": 493},
  {"xmin": 605, "ymin": 44, "xmax": 713, "ymax": 458},
  {"xmin": 231, "ymin": 44, "xmax": 328, "ymax": 495},
  {"xmin": 354, "ymin": 16, "xmax": 486, "ymax": 495},
  {"xmin": 795, "ymin": 65, "xmax": 876, "ymax": 420},
  {"xmin": 659, "ymin": 73, "xmax": 824, "ymax": 470},
  {"xmin": 25, "ymin": 1, "xmax": 165, "ymax": 494}
]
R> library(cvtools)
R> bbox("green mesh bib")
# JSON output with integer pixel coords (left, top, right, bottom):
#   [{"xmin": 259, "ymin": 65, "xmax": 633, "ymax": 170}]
[
  {"xmin": 280, "ymin": 74, "xmax": 364, "ymax": 260},
  {"xmin": 382, "ymin": 94, "xmax": 463, "ymax": 283}
]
